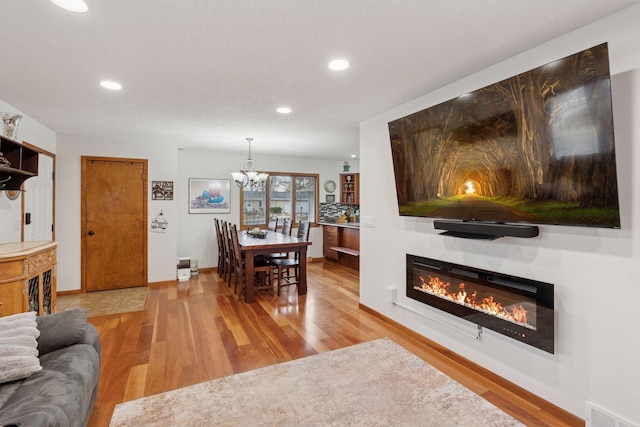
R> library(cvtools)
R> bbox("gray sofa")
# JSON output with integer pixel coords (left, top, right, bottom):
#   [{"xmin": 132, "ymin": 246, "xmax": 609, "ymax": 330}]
[{"xmin": 0, "ymin": 309, "xmax": 101, "ymax": 427}]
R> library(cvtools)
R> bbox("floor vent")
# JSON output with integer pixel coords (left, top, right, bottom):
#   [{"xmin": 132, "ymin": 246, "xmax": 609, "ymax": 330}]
[{"xmin": 586, "ymin": 402, "xmax": 637, "ymax": 427}]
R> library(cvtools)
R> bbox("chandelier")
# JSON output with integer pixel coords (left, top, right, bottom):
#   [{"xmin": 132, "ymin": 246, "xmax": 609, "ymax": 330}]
[{"xmin": 231, "ymin": 138, "xmax": 269, "ymax": 190}]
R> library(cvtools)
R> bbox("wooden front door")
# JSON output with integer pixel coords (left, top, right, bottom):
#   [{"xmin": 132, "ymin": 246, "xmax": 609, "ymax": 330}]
[{"xmin": 81, "ymin": 157, "xmax": 147, "ymax": 292}]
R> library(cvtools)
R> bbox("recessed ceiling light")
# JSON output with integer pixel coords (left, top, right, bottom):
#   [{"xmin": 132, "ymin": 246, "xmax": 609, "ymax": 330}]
[
  {"xmin": 51, "ymin": 0, "xmax": 88, "ymax": 12},
  {"xmin": 99, "ymin": 81, "xmax": 122, "ymax": 90},
  {"xmin": 276, "ymin": 107, "xmax": 292, "ymax": 114},
  {"xmin": 351, "ymin": 154, "xmax": 357, "ymax": 158},
  {"xmin": 328, "ymin": 59, "xmax": 350, "ymax": 71}
]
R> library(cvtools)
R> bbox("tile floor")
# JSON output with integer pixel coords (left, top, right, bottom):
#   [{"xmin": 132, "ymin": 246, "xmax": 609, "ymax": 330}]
[{"xmin": 56, "ymin": 286, "xmax": 148, "ymax": 318}]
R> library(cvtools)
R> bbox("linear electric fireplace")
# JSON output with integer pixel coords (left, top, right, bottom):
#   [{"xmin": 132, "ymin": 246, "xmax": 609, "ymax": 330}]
[{"xmin": 406, "ymin": 255, "xmax": 554, "ymax": 353}]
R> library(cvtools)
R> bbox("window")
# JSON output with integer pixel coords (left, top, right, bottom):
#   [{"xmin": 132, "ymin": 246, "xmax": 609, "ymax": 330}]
[{"xmin": 240, "ymin": 173, "xmax": 318, "ymax": 229}]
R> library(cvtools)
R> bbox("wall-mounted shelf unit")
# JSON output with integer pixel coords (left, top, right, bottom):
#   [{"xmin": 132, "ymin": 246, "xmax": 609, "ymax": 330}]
[
  {"xmin": 340, "ymin": 173, "xmax": 359, "ymax": 204},
  {"xmin": 0, "ymin": 135, "xmax": 39, "ymax": 191}
]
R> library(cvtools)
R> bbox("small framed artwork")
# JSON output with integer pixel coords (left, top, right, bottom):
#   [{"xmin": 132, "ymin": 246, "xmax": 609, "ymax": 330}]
[
  {"xmin": 326, "ymin": 194, "xmax": 335, "ymax": 203},
  {"xmin": 152, "ymin": 181, "xmax": 174, "ymax": 200},
  {"xmin": 189, "ymin": 178, "xmax": 231, "ymax": 214}
]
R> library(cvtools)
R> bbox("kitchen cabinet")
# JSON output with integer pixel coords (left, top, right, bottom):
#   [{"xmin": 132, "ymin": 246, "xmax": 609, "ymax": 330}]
[
  {"xmin": 340, "ymin": 173, "xmax": 359, "ymax": 204},
  {"xmin": 0, "ymin": 241, "xmax": 57, "ymax": 317},
  {"xmin": 322, "ymin": 224, "xmax": 359, "ymax": 270},
  {"xmin": 323, "ymin": 225, "xmax": 340, "ymax": 261}
]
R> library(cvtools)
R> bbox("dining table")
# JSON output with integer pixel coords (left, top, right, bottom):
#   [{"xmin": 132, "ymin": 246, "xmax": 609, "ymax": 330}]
[{"xmin": 237, "ymin": 230, "xmax": 312, "ymax": 303}]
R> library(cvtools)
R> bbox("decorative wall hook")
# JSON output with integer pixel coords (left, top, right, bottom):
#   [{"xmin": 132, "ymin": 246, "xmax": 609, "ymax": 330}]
[{"xmin": 151, "ymin": 209, "xmax": 169, "ymax": 232}]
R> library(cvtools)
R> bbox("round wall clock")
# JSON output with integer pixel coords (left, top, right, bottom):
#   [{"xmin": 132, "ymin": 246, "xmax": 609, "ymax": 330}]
[
  {"xmin": 5, "ymin": 190, "xmax": 20, "ymax": 200},
  {"xmin": 324, "ymin": 180, "xmax": 336, "ymax": 193}
]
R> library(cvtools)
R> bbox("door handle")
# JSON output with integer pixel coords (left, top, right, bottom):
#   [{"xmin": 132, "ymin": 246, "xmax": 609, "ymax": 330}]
[{"xmin": 88, "ymin": 230, "xmax": 95, "ymax": 236}]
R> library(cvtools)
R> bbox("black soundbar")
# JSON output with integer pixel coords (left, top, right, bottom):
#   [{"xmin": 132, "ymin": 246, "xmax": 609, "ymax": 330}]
[{"xmin": 433, "ymin": 220, "xmax": 539, "ymax": 240}]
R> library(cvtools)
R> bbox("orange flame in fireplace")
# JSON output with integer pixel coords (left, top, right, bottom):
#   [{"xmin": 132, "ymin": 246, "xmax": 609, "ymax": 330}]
[{"xmin": 417, "ymin": 275, "xmax": 533, "ymax": 329}]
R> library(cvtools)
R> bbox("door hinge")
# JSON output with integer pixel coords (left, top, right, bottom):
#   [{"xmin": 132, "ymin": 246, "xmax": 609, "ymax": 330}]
[{"xmin": 52, "ymin": 224, "xmax": 55, "ymax": 232}]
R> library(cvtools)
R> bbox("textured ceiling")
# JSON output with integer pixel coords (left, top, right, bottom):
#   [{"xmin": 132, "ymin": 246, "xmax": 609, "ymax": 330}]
[{"xmin": 2, "ymin": 0, "xmax": 638, "ymax": 160}]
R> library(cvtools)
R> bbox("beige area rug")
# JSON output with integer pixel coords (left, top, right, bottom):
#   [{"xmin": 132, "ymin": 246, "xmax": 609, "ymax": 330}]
[
  {"xmin": 110, "ymin": 338, "xmax": 523, "ymax": 426},
  {"xmin": 56, "ymin": 287, "xmax": 148, "ymax": 318}
]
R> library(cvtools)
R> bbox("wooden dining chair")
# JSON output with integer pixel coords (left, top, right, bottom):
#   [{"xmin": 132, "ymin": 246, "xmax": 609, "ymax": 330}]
[
  {"xmin": 280, "ymin": 218, "xmax": 293, "ymax": 236},
  {"xmin": 220, "ymin": 220, "xmax": 229, "ymax": 283},
  {"xmin": 265, "ymin": 217, "xmax": 293, "ymax": 261},
  {"xmin": 271, "ymin": 221, "xmax": 311, "ymax": 296},
  {"xmin": 230, "ymin": 224, "xmax": 274, "ymax": 298},
  {"xmin": 221, "ymin": 221, "xmax": 235, "ymax": 286},
  {"xmin": 255, "ymin": 217, "xmax": 279, "ymax": 265},
  {"xmin": 265, "ymin": 218, "xmax": 293, "ymax": 260},
  {"xmin": 214, "ymin": 218, "xmax": 225, "ymax": 279}
]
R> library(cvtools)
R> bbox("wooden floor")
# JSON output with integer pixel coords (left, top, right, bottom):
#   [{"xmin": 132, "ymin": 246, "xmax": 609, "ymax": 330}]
[{"xmin": 87, "ymin": 261, "xmax": 582, "ymax": 427}]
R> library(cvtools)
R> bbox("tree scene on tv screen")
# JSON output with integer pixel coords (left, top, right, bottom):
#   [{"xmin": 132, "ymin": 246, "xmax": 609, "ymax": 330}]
[{"xmin": 389, "ymin": 43, "xmax": 620, "ymax": 228}]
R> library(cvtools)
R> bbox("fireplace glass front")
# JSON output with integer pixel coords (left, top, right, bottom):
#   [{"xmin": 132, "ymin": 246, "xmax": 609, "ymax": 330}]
[{"xmin": 406, "ymin": 255, "xmax": 554, "ymax": 353}]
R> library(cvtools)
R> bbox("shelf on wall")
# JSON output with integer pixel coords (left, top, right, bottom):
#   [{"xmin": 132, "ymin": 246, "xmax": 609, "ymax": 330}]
[{"xmin": 0, "ymin": 135, "xmax": 39, "ymax": 190}]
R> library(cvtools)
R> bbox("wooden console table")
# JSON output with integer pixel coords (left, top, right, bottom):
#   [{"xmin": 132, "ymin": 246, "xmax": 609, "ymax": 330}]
[{"xmin": 0, "ymin": 241, "xmax": 57, "ymax": 317}]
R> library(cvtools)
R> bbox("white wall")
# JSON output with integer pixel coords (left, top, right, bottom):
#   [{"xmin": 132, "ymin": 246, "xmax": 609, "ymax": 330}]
[
  {"xmin": 0, "ymin": 100, "xmax": 56, "ymax": 153},
  {"xmin": 56, "ymin": 133, "xmax": 179, "ymax": 291},
  {"xmin": 360, "ymin": 5, "xmax": 640, "ymax": 424},
  {"xmin": 177, "ymin": 149, "xmax": 351, "ymax": 268},
  {"xmin": 0, "ymin": 100, "xmax": 56, "ymax": 244},
  {"xmin": 55, "ymin": 136, "xmax": 350, "ymax": 291}
]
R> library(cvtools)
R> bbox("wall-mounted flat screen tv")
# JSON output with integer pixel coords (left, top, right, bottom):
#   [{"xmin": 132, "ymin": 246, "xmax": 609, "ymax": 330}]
[{"xmin": 389, "ymin": 43, "xmax": 620, "ymax": 229}]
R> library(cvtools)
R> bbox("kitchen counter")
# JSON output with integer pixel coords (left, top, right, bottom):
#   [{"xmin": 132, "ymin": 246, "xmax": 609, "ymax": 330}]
[{"xmin": 319, "ymin": 221, "xmax": 359, "ymax": 229}]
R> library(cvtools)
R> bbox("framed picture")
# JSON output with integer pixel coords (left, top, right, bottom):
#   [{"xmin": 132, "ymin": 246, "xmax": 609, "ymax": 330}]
[
  {"xmin": 326, "ymin": 194, "xmax": 335, "ymax": 203},
  {"xmin": 189, "ymin": 178, "xmax": 231, "ymax": 214},
  {"xmin": 152, "ymin": 181, "xmax": 174, "ymax": 200}
]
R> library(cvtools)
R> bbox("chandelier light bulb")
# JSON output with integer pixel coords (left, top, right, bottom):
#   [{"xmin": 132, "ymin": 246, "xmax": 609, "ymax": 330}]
[{"xmin": 231, "ymin": 138, "xmax": 269, "ymax": 190}]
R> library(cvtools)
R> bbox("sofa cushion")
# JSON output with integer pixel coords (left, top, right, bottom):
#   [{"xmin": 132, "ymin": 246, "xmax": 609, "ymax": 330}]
[
  {"xmin": 0, "ymin": 343, "xmax": 100, "ymax": 427},
  {"xmin": 0, "ymin": 377, "xmax": 22, "ymax": 409},
  {"xmin": 36, "ymin": 309, "xmax": 87, "ymax": 356},
  {"xmin": 0, "ymin": 312, "xmax": 42, "ymax": 385}
]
